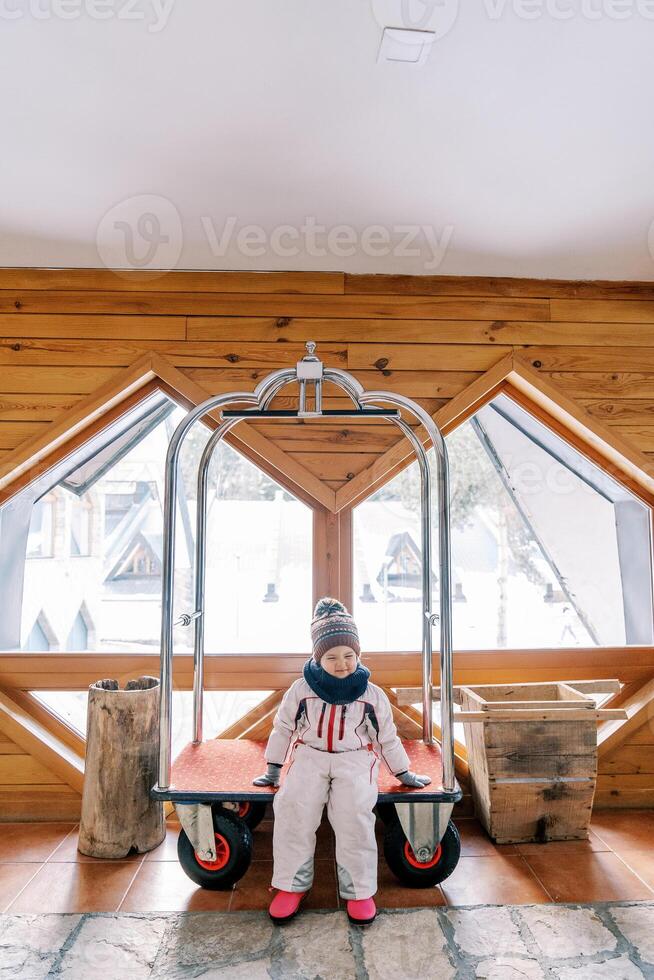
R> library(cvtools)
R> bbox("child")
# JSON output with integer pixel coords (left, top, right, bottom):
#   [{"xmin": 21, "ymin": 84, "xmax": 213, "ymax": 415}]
[{"xmin": 253, "ymin": 597, "xmax": 431, "ymax": 925}]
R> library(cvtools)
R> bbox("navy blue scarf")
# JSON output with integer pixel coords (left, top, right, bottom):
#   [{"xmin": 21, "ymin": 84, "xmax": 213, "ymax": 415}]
[{"xmin": 303, "ymin": 658, "xmax": 370, "ymax": 705}]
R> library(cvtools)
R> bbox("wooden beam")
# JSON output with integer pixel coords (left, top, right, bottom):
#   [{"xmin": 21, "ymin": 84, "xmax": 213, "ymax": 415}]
[
  {"xmin": 150, "ymin": 353, "xmax": 336, "ymax": 512},
  {"xmin": 2, "ymin": 648, "xmax": 653, "ymax": 692},
  {"xmin": 382, "ymin": 687, "xmax": 469, "ymax": 778},
  {"xmin": 508, "ymin": 360, "xmax": 654, "ymax": 499},
  {"xmin": 0, "ymin": 353, "xmax": 157, "ymax": 492},
  {"xmin": 334, "ymin": 353, "xmax": 514, "ymax": 511},
  {"xmin": 396, "ymin": 678, "xmax": 622, "ymax": 705},
  {"xmin": 0, "ymin": 268, "xmax": 344, "ymax": 294},
  {"xmin": 216, "ymin": 691, "xmax": 283, "ymax": 740},
  {"xmin": 597, "ymin": 675, "xmax": 654, "ymax": 758},
  {"xmin": 344, "ymin": 274, "xmax": 654, "ymax": 302},
  {"xmin": 0, "ymin": 688, "xmax": 84, "ymax": 794}
]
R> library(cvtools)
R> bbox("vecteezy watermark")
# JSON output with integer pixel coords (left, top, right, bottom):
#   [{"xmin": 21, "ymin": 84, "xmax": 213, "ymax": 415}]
[
  {"xmin": 0, "ymin": 0, "xmax": 175, "ymax": 32},
  {"xmin": 96, "ymin": 194, "xmax": 455, "ymax": 272},
  {"xmin": 201, "ymin": 216, "xmax": 454, "ymax": 271},
  {"xmin": 370, "ymin": 0, "xmax": 461, "ymax": 41},
  {"xmin": 483, "ymin": 0, "xmax": 654, "ymax": 19},
  {"xmin": 96, "ymin": 194, "xmax": 183, "ymax": 276}
]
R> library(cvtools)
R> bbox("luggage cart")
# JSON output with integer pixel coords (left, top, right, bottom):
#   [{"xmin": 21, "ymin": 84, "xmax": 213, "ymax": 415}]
[{"xmin": 151, "ymin": 342, "xmax": 462, "ymax": 889}]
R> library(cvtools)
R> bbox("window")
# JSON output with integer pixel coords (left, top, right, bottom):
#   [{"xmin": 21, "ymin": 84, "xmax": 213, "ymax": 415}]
[
  {"xmin": 31, "ymin": 689, "xmax": 273, "ymax": 757},
  {"xmin": 22, "ymin": 611, "xmax": 58, "ymax": 652},
  {"xmin": 26, "ymin": 496, "xmax": 54, "ymax": 558},
  {"xmin": 2, "ymin": 391, "xmax": 313, "ymax": 653},
  {"xmin": 68, "ymin": 497, "xmax": 91, "ymax": 557},
  {"xmin": 353, "ymin": 393, "xmax": 653, "ymax": 651}
]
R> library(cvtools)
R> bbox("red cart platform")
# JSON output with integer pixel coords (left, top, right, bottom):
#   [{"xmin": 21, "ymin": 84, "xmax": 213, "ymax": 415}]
[{"xmin": 151, "ymin": 737, "xmax": 461, "ymax": 804}]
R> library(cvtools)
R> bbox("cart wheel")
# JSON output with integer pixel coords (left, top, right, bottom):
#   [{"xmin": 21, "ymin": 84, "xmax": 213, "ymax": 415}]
[
  {"xmin": 218, "ymin": 801, "xmax": 267, "ymax": 831},
  {"xmin": 375, "ymin": 802, "xmax": 399, "ymax": 826},
  {"xmin": 177, "ymin": 810, "xmax": 252, "ymax": 889},
  {"xmin": 384, "ymin": 819, "xmax": 460, "ymax": 888}
]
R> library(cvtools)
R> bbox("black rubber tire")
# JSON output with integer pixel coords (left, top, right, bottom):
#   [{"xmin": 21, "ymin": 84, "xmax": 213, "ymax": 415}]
[
  {"xmin": 375, "ymin": 802, "xmax": 400, "ymax": 826},
  {"xmin": 383, "ymin": 819, "xmax": 460, "ymax": 888},
  {"xmin": 177, "ymin": 809, "xmax": 253, "ymax": 889},
  {"xmin": 217, "ymin": 801, "xmax": 268, "ymax": 831}
]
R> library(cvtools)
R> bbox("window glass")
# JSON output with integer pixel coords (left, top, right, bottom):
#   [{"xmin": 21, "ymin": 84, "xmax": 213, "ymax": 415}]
[
  {"xmin": 26, "ymin": 496, "xmax": 54, "ymax": 558},
  {"xmin": 13, "ymin": 397, "xmax": 313, "ymax": 652},
  {"xmin": 31, "ymin": 689, "xmax": 272, "ymax": 758},
  {"xmin": 353, "ymin": 395, "xmax": 653, "ymax": 650}
]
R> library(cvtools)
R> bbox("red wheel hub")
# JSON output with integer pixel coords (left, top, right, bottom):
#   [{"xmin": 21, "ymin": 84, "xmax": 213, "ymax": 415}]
[
  {"xmin": 238, "ymin": 802, "xmax": 251, "ymax": 819},
  {"xmin": 195, "ymin": 832, "xmax": 231, "ymax": 871},
  {"xmin": 404, "ymin": 840, "xmax": 442, "ymax": 869}
]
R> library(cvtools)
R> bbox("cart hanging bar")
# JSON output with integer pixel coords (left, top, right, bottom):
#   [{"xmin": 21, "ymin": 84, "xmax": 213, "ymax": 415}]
[
  {"xmin": 157, "ymin": 341, "xmax": 455, "ymax": 794},
  {"xmin": 222, "ymin": 409, "xmax": 401, "ymax": 419}
]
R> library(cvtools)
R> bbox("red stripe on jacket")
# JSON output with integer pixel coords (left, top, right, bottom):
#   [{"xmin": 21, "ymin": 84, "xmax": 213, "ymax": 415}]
[{"xmin": 326, "ymin": 704, "xmax": 337, "ymax": 752}]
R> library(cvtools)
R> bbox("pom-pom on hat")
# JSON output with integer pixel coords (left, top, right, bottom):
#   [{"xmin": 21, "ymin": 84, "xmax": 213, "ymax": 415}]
[{"xmin": 311, "ymin": 597, "xmax": 360, "ymax": 662}]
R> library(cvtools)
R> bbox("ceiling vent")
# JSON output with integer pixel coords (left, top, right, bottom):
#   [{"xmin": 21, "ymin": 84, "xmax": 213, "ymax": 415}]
[{"xmin": 377, "ymin": 27, "xmax": 435, "ymax": 66}]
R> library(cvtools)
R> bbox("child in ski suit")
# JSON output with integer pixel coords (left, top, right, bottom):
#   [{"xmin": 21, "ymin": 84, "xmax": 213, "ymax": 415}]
[{"xmin": 253, "ymin": 596, "xmax": 431, "ymax": 925}]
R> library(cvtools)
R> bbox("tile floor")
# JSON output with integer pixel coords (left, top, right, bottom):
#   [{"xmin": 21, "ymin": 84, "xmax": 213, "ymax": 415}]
[
  {"xmin": 2, "ymin": 904, "xmax": 654, "ymax": 979},
  {"xmin": 1, "ymin": 810, "xmax": 654, "ymax": 914}
]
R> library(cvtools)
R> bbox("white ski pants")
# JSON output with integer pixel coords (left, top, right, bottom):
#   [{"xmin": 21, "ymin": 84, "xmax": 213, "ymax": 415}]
[{"xmin": 272, "ymin": 742, "xmax": 379, "ymax": 900}]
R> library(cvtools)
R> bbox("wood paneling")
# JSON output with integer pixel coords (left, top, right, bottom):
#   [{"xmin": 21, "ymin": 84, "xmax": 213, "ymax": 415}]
[{"xmin": 0, "ymin": 269, "xmax": 344, "ymax": 294}]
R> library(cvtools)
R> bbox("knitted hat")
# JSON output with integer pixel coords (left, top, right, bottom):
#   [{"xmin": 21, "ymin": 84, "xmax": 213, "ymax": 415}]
[{"xmin": 311, "ymin": 597, "xmax": 360, "ymax": 662}]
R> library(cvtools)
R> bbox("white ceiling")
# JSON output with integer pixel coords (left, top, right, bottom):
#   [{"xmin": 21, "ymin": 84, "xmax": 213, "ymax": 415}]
[{"xmin": 2, "ymin": 0, "xmax": 654, "ymax": 279}]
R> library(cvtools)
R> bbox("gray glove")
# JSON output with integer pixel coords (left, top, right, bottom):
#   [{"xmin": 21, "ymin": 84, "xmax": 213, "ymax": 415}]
[
  {"xmin": 253, "ymin": 763, "xmax": 282, "ymax": 787},
  {"xmin": 396, "ymin": 770, "xmax": 431, "ymax": 788}
]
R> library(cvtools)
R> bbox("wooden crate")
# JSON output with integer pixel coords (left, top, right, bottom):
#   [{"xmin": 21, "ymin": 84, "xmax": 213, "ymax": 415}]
[{"xmin": 458, "ymin": 681, "xmax": 625, "ymax": 844}]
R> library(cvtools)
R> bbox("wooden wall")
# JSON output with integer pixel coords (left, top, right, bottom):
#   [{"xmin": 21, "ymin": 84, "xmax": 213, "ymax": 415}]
[
  {"xmin": 0, "ymin": 729, "xmax": 80, "ymax": 821},
  {"xmin": 1, "ymin": 268, "xmax": 654, "ymax": 815},
  {"xmin": 598, "ymin": 721, "xmax": 654, "ymax": 809},
  {"xmin": 4, "ymin": 269, "xmax": 654, "ymax": 493}
]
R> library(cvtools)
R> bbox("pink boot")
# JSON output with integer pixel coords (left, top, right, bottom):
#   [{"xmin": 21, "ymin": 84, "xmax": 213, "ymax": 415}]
[
  {"xmin": 269, "ymin": 889, "xmax": 306, "ymax": 922},
  {"xmin": 346, "ymin": 897, "xmax": 377, "ymax": 925}
]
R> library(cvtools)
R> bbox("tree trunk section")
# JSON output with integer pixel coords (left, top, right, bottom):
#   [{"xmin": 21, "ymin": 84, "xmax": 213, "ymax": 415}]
[{"xmin": 78, "ymin": 676, "xmax": 165, "ymax": 858}]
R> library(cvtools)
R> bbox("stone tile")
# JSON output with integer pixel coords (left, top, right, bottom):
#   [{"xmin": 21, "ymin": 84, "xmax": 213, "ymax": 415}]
[
  {"xmin": 610, "ymin": 905, "xmax": 654, "ymax": 965},
  {"xmin": 447, "ymin": 907, "xmax": 527, "ymax": 958},
  {"xmin": 360, "ymin": 909, "xmax": 454, "ymax": 980},
  {"xmin": 553, "ymin": 955, "xmax": 645, "ymax": 979},
  {"xmin": 277, "ymin": 912, "xmax": 354, "ymax": 980},
  {"xmin": 57, "ymin": 914, "xmax": 168, "ymax": 980},
  {"xmin": 519, "ymin": 906, "xmax": 617, "ymax": 959},
  {"xmin": 476, "ymin": 957, "xmax": 545, "ymax": 979},
  {"xmin": 0, "ymin": 914, "xmax": 80, "ymax": 980},
  {"xmin": 152, "ymin": 912, "xmax": 273, "ymax": 978}
]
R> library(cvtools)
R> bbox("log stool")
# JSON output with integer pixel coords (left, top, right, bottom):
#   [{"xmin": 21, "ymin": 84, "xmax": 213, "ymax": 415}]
[{"xmin": 78, "ymin": 676, "xmax": 165, "ymax": 858}]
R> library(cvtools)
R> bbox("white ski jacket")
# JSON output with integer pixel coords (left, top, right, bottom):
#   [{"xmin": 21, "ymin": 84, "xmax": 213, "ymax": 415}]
[{"xmin": 265, "ymin": 678, "xmax": 411, "ymax": 776}]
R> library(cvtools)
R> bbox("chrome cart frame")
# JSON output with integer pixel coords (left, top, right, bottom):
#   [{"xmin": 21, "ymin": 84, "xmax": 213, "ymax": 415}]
[{"xmin": 153, "ymin": 342, "xmax": 460, "ymax": 863}]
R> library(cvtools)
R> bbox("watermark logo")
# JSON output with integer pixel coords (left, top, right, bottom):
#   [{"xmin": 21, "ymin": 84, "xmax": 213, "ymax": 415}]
[
  {"xmin": 96, "ymin": 202, "xmax": 454, "ymax": 273},
  {"xmin": 483, "ymin": 0, "xmax": 654, "ymax": 19},
  {"xmin": 371, "ymin": 0, "xmax": 460, "ymax": 41},
  {"xmin": 96, "ymin": 194, "xmax": 182, "ymax": 276},
  {"xmin": 0, "ymin": 0, "xmax": 175, "ymax": 32},
  {"xmin": 201, "ymin": 216, "xmax": 454, "ymax": 271}
]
